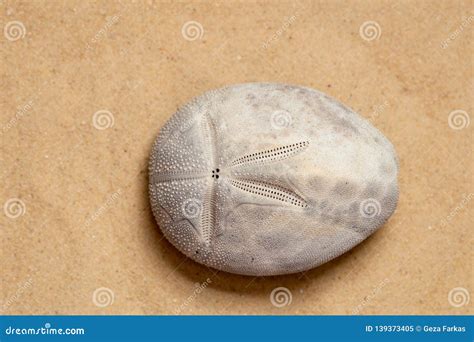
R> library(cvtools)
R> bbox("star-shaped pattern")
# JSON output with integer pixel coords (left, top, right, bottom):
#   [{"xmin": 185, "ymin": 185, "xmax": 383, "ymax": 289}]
[{"xmin": 153, "ymin": 113, "xmax": 310, "ymax": 246}]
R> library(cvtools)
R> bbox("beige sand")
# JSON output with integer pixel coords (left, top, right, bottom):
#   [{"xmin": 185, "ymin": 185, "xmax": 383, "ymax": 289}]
[{"xmin": 0, "ymin": 0, "xmax": 472, "ymax": 315}]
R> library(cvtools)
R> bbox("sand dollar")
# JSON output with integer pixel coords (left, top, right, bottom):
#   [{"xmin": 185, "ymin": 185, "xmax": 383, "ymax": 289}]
[{"xmin": 149, "ymin": 83, "xmax": 399, "ymax": 276}]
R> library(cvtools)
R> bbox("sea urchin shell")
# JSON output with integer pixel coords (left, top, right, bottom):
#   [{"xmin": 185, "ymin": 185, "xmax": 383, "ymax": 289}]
[{"xmin": 149, "ymin": 83, "xmax": 399, "ymax": 276}]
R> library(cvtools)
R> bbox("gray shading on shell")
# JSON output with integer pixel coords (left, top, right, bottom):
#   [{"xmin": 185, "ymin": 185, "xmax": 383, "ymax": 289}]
[{"xmin": 149, "ymin": 83, "xmax": 399, "ymax": 276}]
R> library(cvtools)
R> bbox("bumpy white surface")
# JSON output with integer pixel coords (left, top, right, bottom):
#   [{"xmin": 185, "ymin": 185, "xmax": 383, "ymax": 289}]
[{"xmin": 149, "ymin": 83, "xmax": 399, "ymax": 276}]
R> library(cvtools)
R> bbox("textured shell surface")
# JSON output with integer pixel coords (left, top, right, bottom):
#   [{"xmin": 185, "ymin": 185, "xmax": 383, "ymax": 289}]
[{"xmin": 149, "ymin": 83, "xmax": 399, "ymax": 276}]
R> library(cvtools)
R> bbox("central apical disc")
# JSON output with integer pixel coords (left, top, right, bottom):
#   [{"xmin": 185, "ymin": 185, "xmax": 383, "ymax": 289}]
[{"xmin": 149, "ymin": 83, "xmax": 399, "ymax": 276}]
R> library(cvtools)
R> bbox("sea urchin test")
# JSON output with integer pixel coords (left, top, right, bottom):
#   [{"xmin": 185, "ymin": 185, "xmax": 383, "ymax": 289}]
[{"xmin": 149, "ymin": 83, "xmax": 399, "ymax": 276}]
